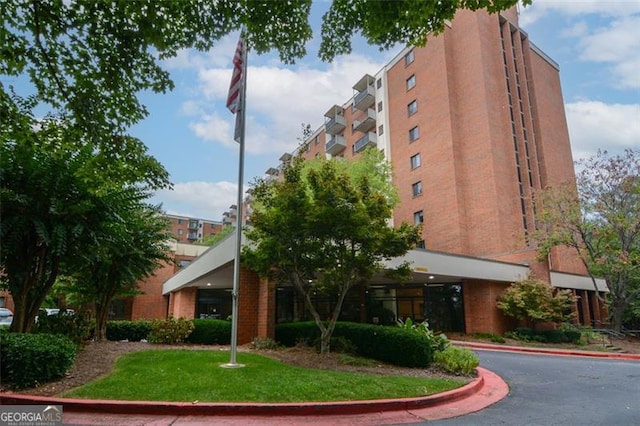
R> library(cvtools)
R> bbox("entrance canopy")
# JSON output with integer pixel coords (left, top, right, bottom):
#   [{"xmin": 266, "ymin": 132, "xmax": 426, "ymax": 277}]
[{"xmin": 163, "ymin": 233, "xmax": 536, "ymax": 295}]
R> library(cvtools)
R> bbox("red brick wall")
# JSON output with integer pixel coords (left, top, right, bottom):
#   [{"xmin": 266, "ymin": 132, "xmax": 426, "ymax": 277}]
[
  {"xmin": 131, "ymin": 260, "xmax": 174, "ymax": 320},
  {"xmin": 463, "ymin": 280, "xmax": 515, "ymax": 334},
  {"xmin": 237, "ymin": 268, "xmax": 261, "ymax": 344},
  {"xmin": 168, "ymin": 287, "xmax": 197, "ymax": 319}
]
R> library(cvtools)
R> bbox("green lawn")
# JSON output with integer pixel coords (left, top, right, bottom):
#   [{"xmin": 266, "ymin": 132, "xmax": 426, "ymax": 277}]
[{"xmin": 62, "ymin": 350, "xmax": 465, "ymax": 402}]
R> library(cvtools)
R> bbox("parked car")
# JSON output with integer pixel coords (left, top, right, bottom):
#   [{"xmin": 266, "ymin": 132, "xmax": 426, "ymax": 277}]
[{"xmin": 0, "ymin": 308, "xmax": 13, "ymax": 326}]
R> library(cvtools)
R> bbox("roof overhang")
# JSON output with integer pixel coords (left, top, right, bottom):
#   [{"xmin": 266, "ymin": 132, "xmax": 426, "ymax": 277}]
[
  {"xmin": 550, "ymin": 271, "xmax": 609, "ymax": 292},
  {"xmin": 163, "ymin": 233, "xmax": 532, "ymax": 294}
]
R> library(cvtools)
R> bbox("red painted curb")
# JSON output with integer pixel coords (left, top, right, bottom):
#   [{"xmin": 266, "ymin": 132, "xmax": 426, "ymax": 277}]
[
  {"xmin": 0, "ymin": 370, "xmax": 485, "ymax": 417},
  {"xmin": 453, "ymin": 341, "xmax": 640, "ymax": 360}
]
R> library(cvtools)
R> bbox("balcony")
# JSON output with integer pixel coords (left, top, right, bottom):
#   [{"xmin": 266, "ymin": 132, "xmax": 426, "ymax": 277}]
[
  {"xmin": 188, "ymin": 220, "xmax": 199, "ymax": 230},
  {"xmin": 187, "ymin": 232, "xmax": 198, "ymax": 240},
  {"xmin": 326, "ymin": 135, "xmax": 346, "ymax": 156},
  {"xmin": 222, "ymin": 216, "xmax": 232, "ymax": 225},
  {"xmin": 325, "ymin": 114, "xmax": 346, "ymax": 135},
  {"xmin": 324, "ymin": 105, "xmax": 346, "ymax": 135},
  {"xmin": 353, "ymin": 74, "xmax": 376, "ymax": 111},
  {"xmin": 353, "ymin": 108, "xmax": 376, "ymax": 133},
  {"xmin": 354, "ymin": 132, "xmax": 377, "ymax": 153}
]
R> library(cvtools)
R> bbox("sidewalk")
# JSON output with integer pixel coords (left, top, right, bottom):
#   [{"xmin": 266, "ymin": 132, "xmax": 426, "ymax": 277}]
[{"xmin": 1, "ymin": 342, "xmax": 637, "ymax": 425}]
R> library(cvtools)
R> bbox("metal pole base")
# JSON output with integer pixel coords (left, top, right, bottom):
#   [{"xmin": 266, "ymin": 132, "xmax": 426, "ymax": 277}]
[{"xmin": 220, "ymin": 363, "xmax": 246, "ymax": 369}]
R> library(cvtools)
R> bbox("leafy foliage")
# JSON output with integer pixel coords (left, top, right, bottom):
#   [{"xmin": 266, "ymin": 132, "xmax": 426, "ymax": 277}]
[
  {"xmin": 187, "ymin": 319, "xmax": 232, "ymax": 345},
  {"xmin": 106, "ymin": 320, "xmax": 152, "ymax": 342},
  {"xmin": 32, "ymin": 309, "xmax": 91, "ymax": 344},
  {"xmin": 396, "ymin": 318, "xmax": 450, "ymax": 352},
  {"xmin": 0, "ymin": 332, "xmax": 77, "ymax": 389},
  {"xmin": 434, "ymin": 346, "xmax": 479, "ymax": 376},
  {"xmin": 534, "ymin": 150, "xmax": 640, "ymax": 330},
  {"xmin": 197, "ymin": 226, "xmax": 235, "ymax": 246},
  {"xmin": 148, "ymin": 317, "xmax": 195, "ymax": 344},
  {"xmin": 275, "ymin": 321, "xmax": 437, "ymax": 367},
  {"xmin": 497, "ymin": 277, "xmax": 575, "ymax": 329},
  {"xmin": 245, "ymin": 151, "xmax": 421, "ymax": 353}
]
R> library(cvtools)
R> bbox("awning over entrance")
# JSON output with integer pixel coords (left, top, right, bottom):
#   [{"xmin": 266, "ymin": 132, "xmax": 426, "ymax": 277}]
[
  {"xmin": 550, "ymin": 271, "xmax": 609, "ymax": 292},
  {"xmin": 162, "ymin": 233, "xmax": 532, "ymax": 295}
]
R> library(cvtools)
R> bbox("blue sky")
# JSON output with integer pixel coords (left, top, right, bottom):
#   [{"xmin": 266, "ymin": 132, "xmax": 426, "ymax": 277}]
[{"xmin": 133, "ymin": 1, "xmax": 639, "ymax": 221}]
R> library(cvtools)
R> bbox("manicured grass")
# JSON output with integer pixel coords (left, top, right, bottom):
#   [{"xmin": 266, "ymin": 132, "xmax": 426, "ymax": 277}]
[{"xmin": 62, "ymin": 350, "xmax": 465, "ymax": 402}]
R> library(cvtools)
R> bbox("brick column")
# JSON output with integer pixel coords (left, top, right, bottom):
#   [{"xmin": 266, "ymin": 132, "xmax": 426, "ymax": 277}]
[
  {"xmin": 463, "ymin": 280, "xmax": 514, "ymax": 334},
  {"xmin": 237, "ymin": 268, "xmax": 260, "ymax": 344},
  {"xmin": 256, "ymin": 278, "xmax": 276, "ymax": 340},
  {"xmin": 169, "ymin": 288, "xmax": 197, "ymax": 319}
]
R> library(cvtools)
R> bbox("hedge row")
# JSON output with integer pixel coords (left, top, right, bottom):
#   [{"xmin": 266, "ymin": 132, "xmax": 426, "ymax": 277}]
[
  {"xmin": 276, "ymin": 321, "xmax": 434, "ymax": 367},
  {"xmin": 507, "ymin": 327, "xmax": 582, "ymax": 343},
  {"xmin": 104, "ymin": 319, "xmax": 231, "ymax": 344},
  {"xmin": 0, "ymin": 332, "xmax": 77, "ymax": 389}
]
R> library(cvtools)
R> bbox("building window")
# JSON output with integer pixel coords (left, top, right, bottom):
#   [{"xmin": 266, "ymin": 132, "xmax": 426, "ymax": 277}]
[
  {"xmin": 211, "ymin": 223, "xmax": 216, "ymax": 229},
  {"xmin": 406, "ymin": 74, "xmax": 416, "ymax": 90},
  {"xmin": 376, "ymin": 78, "xmax": 382, "ymax": 89},
  {"xmin": 0, "ymin": 296, "xmax": 5, "ymax": 308},
  {"xmin": 416, "ymin": 240, "xmax": 425, "ymax": 249},
  {"xmin": 178, "ymin": 229, "xmax": 183, "ymax": 235},
  {"xmin": 314, "ymin": 135, "xmax": 320, "ymax": 145},
  {"xmin": 378, "ymin": 124, "xmax": 384, "ymax": 135},
  {"xmin": 410, "ymin": 153, "xmax": 421, "ymax": 169},
  {"xmin": 409, "ymin": 126, "xmax": 420, "ymax": 142},
  {"xmin": 405, "ymin": 50, "xmax": 415, "ymax": 66},
  {"xmin": 412, "ymin": 181, "xmax": 423, "ymax": 197},
  {"xmin": 377, "ymin": 101, "xmax": 383, "ymax": 112},
  {"xmin": 414, "ymin": 210, "xmax": 424, "ymax": 225},
  {"xmin": 177, "ymin": 219, "xmax": 183, "ymax": 224},
  {"xmin": 408, "ymin": 100, "xmax": 418, "ymax": 116}
]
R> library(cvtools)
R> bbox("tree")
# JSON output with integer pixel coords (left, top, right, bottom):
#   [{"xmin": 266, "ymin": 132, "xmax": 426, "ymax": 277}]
[
  {"xmin": 534, "ymin": 150, "xmax": 640, "ymax": 331},
  {"xmin": 0, "ymin": 97, "xmax": 169, "ymax": 333},
  {"xmin": 497, "ymin": 276, "xmax": 575, "ymax": 330},
  {"xmin": 2, "ymin": 1, "xmax": 523, "ymax": 143},
  {"xmin": 243, "ymin": 149, "xmax": 421, "ymax": 354},
  {"xmin": 67, "ymin": 191, "xmax": 172, "ymax": 341},
  {"xmin": 197, "ymin": 226, "xmax": 236, "ymax": 246}
]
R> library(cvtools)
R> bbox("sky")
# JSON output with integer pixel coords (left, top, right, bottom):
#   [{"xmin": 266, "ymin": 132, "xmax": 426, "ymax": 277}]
[{"xmin": 130, "ymin": 0, "xmax": 640, "ymax": 222}]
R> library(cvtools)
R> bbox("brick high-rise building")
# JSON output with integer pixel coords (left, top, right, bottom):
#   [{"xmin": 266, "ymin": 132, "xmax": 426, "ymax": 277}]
[
  {"xmin": 165, "ymin": 214, "xmax": 224, "ymax": 244},
  {"xmin": 163, "ymin": 8, "xmax": 608, "ymax": 339}
]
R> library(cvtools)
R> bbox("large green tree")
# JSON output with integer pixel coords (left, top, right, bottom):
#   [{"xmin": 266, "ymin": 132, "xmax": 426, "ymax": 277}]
[
  {"xmin": 67, "ymin": 191, "xmax": 172, "ymax": 341},
  {"xmin": 534, "ymin": 149, "xmax": 640, "ymax": 331},
  {"xmin": 0, "ymin": 96, "xmax": 169, "ymax": 333},
  {"xmin": 244, "ymin": 149, "xmax": 421, "ymax": 354}
]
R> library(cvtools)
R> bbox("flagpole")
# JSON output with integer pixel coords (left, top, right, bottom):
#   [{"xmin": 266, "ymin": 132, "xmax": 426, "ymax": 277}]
[{"xmin": 222, "ymin": 29, "xmax": 247, "ymax": 369}]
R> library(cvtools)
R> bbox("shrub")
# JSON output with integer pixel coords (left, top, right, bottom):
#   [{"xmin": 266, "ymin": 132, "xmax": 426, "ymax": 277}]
[
  {"xmin": 106, "ymin": 320, "xmax": 151, "ymax": 341},
  {"xmin": 0, "ymin": 333, "xmax": 77, "ymax": 389},
  {"xmin": 397, "ymin": 318, "xmax": 450, "ymax": 352},
  {"xmin": 471, "ymin": 332, "xmax": 506, "ymax": 344},
  {"xmin": 434, "ymin": 346, "xmax": 479, "ymax": 376},
  {"xmin": 148, "ymin": 317, "xmax": 194, "ymax": 344},
  {"xmin": 276, "ymin": 321, "xmax": 435, "ymax": 367},
  {"xmin": 251, "ymin": 337, "xmax": 279, "ymax": 350},
  {"xmin": 33, "ymin": 309, "xmax": 91, "ymax": 344},
  {"xmin": 497, "ymin": 276, "xmax": 575, "ymax": 329},
  {"xmin": 506, "ymin": 327, "xmax": 583, "ymax": 344},
  {"xmin": 187, "ymin": 319, "xmax": 232, "ymax": 345}
]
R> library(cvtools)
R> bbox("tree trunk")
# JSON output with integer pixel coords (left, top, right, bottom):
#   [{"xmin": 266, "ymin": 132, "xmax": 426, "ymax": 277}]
[{"xmin": 94, "ymin": 301, "xmax": 110, "ymax": 341}]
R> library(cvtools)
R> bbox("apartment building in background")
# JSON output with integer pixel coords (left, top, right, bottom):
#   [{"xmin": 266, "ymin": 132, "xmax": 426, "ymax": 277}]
[{"xmin": 165, "ymin": 214, "xmax": 224, "ymax": 244}]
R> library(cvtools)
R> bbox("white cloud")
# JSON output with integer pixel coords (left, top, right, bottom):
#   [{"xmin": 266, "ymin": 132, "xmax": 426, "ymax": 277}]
[
  {"xmin": 189, "ymin": 54, "xmax": 385, "ymax": 155},
  {"xmin": 153, "ymin": 181, "xmax": 238, "ymax": 220},
  {"xmin": 566, "ymin": 101, "xmax": 640, "ymax": 160},
  {"xmin": 577, "ymin": 16, "xmax": 640, "ymax": 89},
  {"xmin": 519, "ymin": 0, "xmax": 640, "ymax": 26}
]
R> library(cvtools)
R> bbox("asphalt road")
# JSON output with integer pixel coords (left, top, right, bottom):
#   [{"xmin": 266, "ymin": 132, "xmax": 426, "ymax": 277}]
[{"xmin": 425, "ymin": 350, "xmax": 640, "ymax": 426}]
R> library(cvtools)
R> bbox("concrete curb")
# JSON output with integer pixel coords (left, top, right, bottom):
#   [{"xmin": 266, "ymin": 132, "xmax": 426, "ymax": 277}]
[
  {"xmin": 1, "ymin": 369, "xmax": 491, "ymax": 417},
  {"xmin": 453, "ymin": 341, "xmax": 640, "ymax": 360}
]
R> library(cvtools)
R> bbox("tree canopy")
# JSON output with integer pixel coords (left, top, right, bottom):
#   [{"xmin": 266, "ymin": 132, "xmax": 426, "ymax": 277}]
[
  {"xmin": 243, "ymin": 149, "xmax": 421, "ymax": 353},
  {"xmin": 534, "ymin": 149, "xmax": 640, "ymax": 331},
  {"xmin": 0, "ymin": 96, "xmax": 169, "ymax": 332},
  {"xmin": 497, "ymin": 276, "xmax": 575, "ymax": 329}
]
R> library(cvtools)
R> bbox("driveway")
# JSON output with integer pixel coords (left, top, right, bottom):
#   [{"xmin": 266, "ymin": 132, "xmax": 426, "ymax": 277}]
[{"xmin": 427, "ymin": 350, "xmax": 640, "ymax": 425}]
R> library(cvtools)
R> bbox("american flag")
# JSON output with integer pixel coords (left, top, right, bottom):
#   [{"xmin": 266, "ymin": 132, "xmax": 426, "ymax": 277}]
[{"xmin": 226, "ymin": 32, "xmax": 245, "ymax": 115}]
